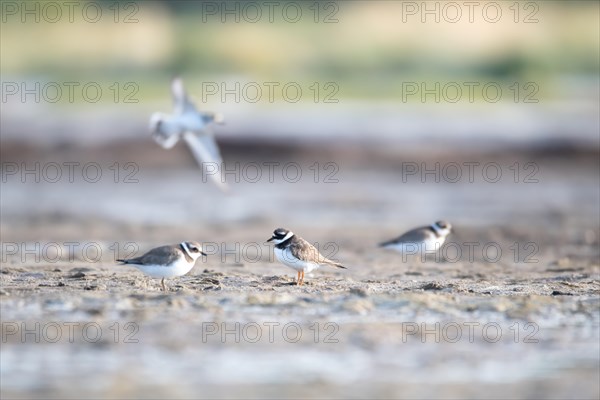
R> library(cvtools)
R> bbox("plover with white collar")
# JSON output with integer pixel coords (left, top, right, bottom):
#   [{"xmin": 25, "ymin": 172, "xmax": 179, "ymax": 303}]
[
  {"xmin": 117, "ymin": 241, "xmax": 206, "ymax": 291},
  {"xmin": 380, "ymin": 221, "xmax": 452, "ymax": 256},
  {"xmin": 267, "ymin": 228, "xmax": 346, "ymax": 286}
]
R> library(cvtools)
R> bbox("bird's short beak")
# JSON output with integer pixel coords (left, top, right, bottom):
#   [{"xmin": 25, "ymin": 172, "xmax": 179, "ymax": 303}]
[
  {"xmin": 266, "ymin": 237, "xmax": 274, "ymax": 243},
  {"xmin": 201, "ymin": 251, "xmax": 207, "ymax": 256}
]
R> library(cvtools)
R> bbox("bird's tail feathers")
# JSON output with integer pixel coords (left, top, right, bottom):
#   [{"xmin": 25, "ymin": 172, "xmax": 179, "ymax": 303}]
[{"xmin": 325, "ymin": 260, "xmax": 347, "ymax": 269}]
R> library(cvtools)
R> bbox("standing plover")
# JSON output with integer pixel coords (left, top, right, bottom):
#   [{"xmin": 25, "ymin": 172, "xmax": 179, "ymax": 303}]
[
  {"xmin": 150, "ymin": 77, "xmax": 227, "ymax": 192},
  {"xmin": 380, "ymin": 221, "xmax": 452, "ymax": 256},
  {"xmin": 117, "ymin": 241, "xmax": 206, "ymax": 291},
  {"xmin": 267, "ymin": 228, "xmax": 346, "ymax": 286}
]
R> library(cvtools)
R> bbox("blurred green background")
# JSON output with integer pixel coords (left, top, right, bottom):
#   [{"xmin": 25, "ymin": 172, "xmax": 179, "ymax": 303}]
[{"xmin": 2, "ymin": 0, "xmax": 598, "ymax": 104}]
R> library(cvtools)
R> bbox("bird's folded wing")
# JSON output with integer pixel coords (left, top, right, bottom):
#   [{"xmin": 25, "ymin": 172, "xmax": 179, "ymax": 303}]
[
  {"xmin": 183, "ymin": 131, "xmax": 229, "ymax": 192},
  {"xmin": 291, "ymin": 238, "xmax": 345, "ymax": 268},
  {"xmin": 380, "ymin": 228, "xmax": 431, "ymax": 246},
  {"xmin": 138, "ymin": 246, "xmax": 182, "ymax": 266}
]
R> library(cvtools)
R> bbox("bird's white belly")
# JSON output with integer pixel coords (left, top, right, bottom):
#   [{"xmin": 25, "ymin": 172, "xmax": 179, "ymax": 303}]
[
  {"xmin": 132, "ymin": 259, "xmax": 194, "ymax": 278},
  {"xmin": 274, "ymin": 247, "xmax": 320, "ymax": 273},
  {"xmin": 389, "ymin": 237, "xmax": 447, "ymax": 254}
]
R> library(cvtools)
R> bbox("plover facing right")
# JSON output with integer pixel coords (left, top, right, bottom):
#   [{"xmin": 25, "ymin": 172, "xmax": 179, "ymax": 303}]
[
  {"xmin": 117, "ymin": 241, "xmax": 206, "ymax": 291},
  {"xmin": 379, "ymin": 221, "xmax": 452, "ymax": 257}
]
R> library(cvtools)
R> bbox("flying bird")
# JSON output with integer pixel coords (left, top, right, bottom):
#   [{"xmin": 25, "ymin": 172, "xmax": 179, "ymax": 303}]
[{"xmin": 150, "ymin": 77, "xmax": 227, "ymax": 191}]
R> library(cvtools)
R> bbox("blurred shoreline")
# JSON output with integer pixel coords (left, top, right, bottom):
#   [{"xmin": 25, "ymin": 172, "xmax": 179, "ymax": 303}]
[{"xmin": 2, "ymin": 99, "xmax": 599, "ymax": 164}]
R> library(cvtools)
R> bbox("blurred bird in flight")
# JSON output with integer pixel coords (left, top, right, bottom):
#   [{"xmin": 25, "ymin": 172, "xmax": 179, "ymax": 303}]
[{"xmin": 150, "ymin": 77, "xmax": 227, "ymax": 192}]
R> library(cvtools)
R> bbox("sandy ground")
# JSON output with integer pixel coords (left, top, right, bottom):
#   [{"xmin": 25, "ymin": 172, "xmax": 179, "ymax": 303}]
[{"xmin": 1, "ymin": 152, "xmax": 599, "ymax": 399}]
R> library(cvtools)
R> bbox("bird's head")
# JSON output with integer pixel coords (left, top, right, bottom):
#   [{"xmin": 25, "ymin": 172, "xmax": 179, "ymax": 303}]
[
  {"xmin": 181, "ymin": 241, "xmax": 207, "ymax": 261},
  {"xmin": 267, "ymin": 228, "xmax": 294, "ymax": 244},
  {"xmin": 433, "ymin": 221, "xmax": 452, "ymax": 237}
]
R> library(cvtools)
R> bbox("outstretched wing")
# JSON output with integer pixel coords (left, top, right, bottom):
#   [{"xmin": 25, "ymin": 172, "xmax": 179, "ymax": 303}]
[
  {"xmin": 171, "ymin": 77, "xmax": 198, "ymax": 115},
  {"xmin": 182, "ymin": 130, "xmax": 228, "ymax": 192}
]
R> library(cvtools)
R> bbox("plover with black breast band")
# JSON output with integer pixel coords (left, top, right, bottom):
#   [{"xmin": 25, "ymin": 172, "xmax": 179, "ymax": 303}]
[
  {"xmin": 117, "ymin": 241, "xmax": 206, "ymax": 291},
  {"xmin": 267, "ymin": 228, "xmax": 346, "ymax": 286}
]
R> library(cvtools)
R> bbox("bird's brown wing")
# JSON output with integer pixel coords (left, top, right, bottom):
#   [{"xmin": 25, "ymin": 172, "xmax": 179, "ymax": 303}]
[{"xmin": 290, "ymin": 237, "xmax": 346, "ymax": 269}]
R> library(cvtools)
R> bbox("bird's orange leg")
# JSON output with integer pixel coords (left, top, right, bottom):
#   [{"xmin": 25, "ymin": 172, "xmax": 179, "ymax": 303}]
[
  {"xmin": 299, "ymin": 271, "xmax": 305, "ymax": 286},
  {"xmin": 296, "ymin": 271, "xmax": 301, "ymax": 285}
]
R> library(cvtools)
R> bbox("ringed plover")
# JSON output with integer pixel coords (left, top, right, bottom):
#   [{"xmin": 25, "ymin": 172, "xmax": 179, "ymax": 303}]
[
  {"xmin": 267, "ymin": 228, "xmax": 346, "ymax": 286},
  {"xmin": 117, "ymin": 241, "xmax": 206, "ymax": 291},
  {"xmin": 379, "ymin": 221, "xmax": 452, "ymax": 256}
]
